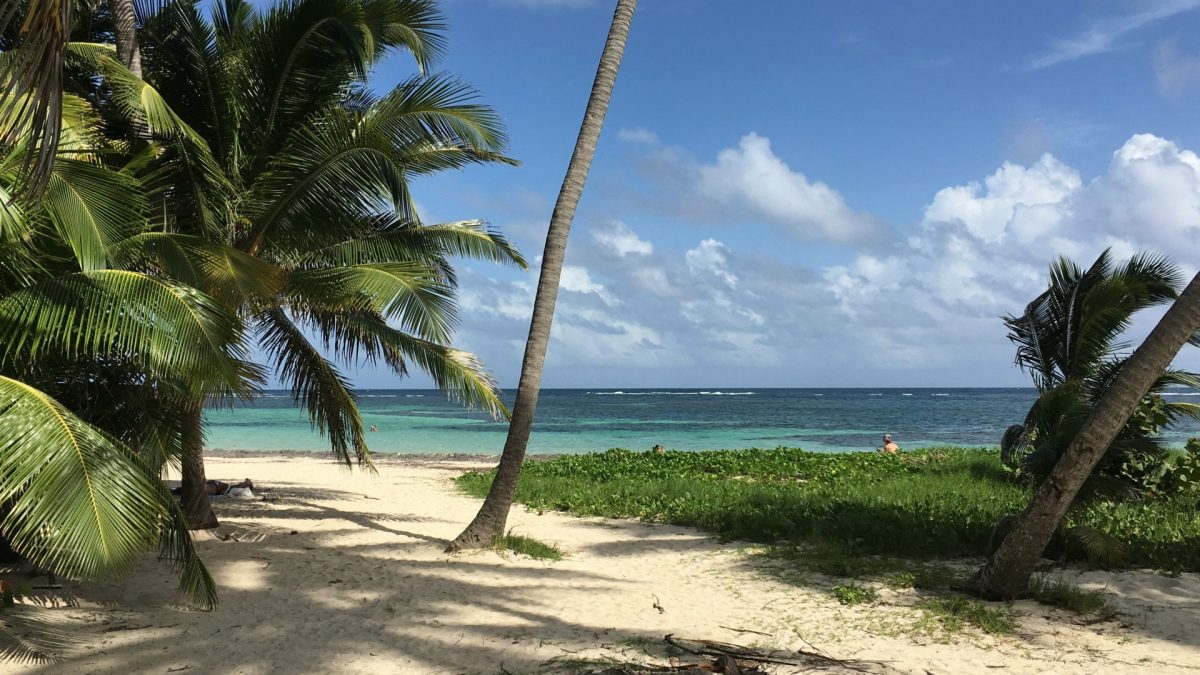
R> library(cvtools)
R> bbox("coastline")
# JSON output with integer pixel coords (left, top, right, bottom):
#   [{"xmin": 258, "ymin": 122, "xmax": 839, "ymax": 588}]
[{"xmin": 204, "ymin": 448, "xmax": 564, "ymax": 464}]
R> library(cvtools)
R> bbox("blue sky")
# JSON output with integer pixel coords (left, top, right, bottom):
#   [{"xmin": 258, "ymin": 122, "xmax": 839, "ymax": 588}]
[{"xmin": 349, "ymin": 0, "xmax": 1200, "ymax": 388}]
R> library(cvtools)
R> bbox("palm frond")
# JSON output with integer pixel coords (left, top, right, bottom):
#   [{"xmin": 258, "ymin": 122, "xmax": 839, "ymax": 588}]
[
  {"xmin": 285, "ymin": 263, "xmax": 457, "ymax": 343},
  {"xmin": 311, "ymin": 218, "xmax": 527, "ymax": 275},
  {"xmin": 0, "ymin": 270, "xmax": 259, "ymax": 395},
  {"xmin": 359, "ymin": 0, "xmax": 445, "ymax": 72},
  {"xmin": 362, "ymin": 74, "xmax": 510, "ymax": 157},
  {"xmin": 116, "ymin": 233, "xmax": 285, "ymax": 307},
  {"xmin": 255, "ymin": 308, "xmax": 369, "ymax": 466},
  {"xmin": 0, "ymin": 0, "xmax": 72, "ymax": 194},
  {"xmin": 381, "ymin": 331, "xmax": 508, "ymax": 420},
  {"xmin": 1063, "ymin": 525, "xmax": 1126, "ymax": 569},
  {"xmin": 0, "ymin": 375, "xmax": 216, "ymax": 609},
  {"xmin": 42, "ymin": 158, "xmax": 147, "ymax": 271}
]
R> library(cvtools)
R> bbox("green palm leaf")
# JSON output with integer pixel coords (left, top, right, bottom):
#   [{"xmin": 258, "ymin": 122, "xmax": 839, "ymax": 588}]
[
  {"xmin": 286, "ymin": 262, "xmax": 457, "ymax": 343},
  {"xmin": 0, "ymin": 270, "xmax": 259, "ymax": 395},
  {"xmin": 43, "ymin": 159, "xmax": 147, "ymax": 271},
  {"xmin": 0, "ymin": 0, "xmax": 72, "ymax": 193},
  {"xmin": 0, "ymin": 376, "xmax": 216, "ymax": 607},
  {"xmin": 117, "ymin": 233, "xmax": 285, "ymax": 307},
  {"xmin": 297, "ymin": 307, "xmax": 507, "ymax": 420},
  {"xmin": 256, "ymin": 308, "xmax": 368, "ymax": 466}
]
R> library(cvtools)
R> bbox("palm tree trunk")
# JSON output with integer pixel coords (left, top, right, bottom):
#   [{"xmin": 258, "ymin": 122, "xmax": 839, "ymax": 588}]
[
  {"xmin": 179, "ymin": 402, "xmax": 219, "ymax": 530},
  {"xmin": 971, "ymin": 271, "xmax": 1200, "ymax": 599},
  {"xmin": 447, "ymin": 0, "xmax": 637, "ymax": 551},
  {"xmin": 109, "ymin": 0, "xmax": 142, "ymax": 78}
]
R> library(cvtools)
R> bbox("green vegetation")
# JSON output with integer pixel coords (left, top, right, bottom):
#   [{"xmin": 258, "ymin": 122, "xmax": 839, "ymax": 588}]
[
  {"xmin": 917, "ymin": 597, "xmax": 1017, "ymax": 635},
  {"xmin": 831, "ymin": 581, "xmax": 878, "ymax": 606},
  {"xmin": 457, "ymin": 446, "xmax": 1200, "ymax": 570},
  {"xmin": 1026, "ymin": 576, "xmax": 1113, "ymax": 617},
  {"xmin": 1001, "ymin": 250, "xmax": 1200, "ymax": 496},
  {"xmin": 0, "ymin": 0, "xmax": 521, "ymax": 603},
  {"xmin": 492, "ymin": 532, "xmax": 565, "ymax": 561},
  {"xmin": 761, "ymin": 542, "xmax": 962, "ymax": 591}
]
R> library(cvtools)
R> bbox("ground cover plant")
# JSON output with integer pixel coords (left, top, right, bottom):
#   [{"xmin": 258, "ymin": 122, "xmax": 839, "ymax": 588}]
[
  {"xmin": 456, "ymin": 446, "xmax": 1200, "ymax": 571},
  {"xmin": 492, "ymin": 532, "xmax": 565, "ymax": 561},
  {"xmin": 916, "ymin": 596, "xmax": 1017, "ymax": 635}
]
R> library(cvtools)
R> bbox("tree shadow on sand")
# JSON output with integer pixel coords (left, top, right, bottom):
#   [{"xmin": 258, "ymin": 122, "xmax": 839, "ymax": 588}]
[{"xmin": 0, "ymin": 481, "xmax": 827, "ymax": 675}]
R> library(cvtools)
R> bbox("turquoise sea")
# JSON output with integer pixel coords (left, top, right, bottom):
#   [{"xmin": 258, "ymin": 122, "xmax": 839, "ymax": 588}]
[{"xmin": 203, "ymin": 388, "xmax": 1200, "ymax": 455}]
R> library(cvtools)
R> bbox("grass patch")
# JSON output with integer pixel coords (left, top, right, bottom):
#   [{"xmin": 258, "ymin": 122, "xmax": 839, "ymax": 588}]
[
  {"xmin": 1027, "ymin": 576, "xmax": 1114, "ymax": 617},
  {"xmin": 760, "ymin": 542, "xmax": 963, "ymax": 591},
  {"xmin": 917, "ymin": 596, "xmax": 1017, "ymax": 635},
  {"xmin": 492, "ymin": 532, "xmax": 564, "ymax": 561},
  {"xmin": 458, "ymin": 446, "xmax": 1200, "ymax": 571},
  {"xmin": 831, "ymin": 581, "xmax": 878, "ymax": 605}
]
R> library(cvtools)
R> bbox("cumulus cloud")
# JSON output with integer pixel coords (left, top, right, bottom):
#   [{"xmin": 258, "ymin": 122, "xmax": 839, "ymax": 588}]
[
  {"xmin": 559, "ymin": 265, "xmax": 617, "ymax": 305},
  {"xmin": 822, "ymin": 133, "xmax": 1200, "ymax": 375},
  {"xmin": 451, "ymin": 133, "xmax": 1200, "ymax": 387},
  {"xmin": 1027, "ymin": 0, "xmax": 1200, "ymax": 70},
  {"xmin": 922, "ymin": 154, "xmax": 1080, "ymax": 243},
  {"xmin": 685, "ymin": 239, "xmax": 738, "ymax": 287},
  {"xmin": 695, "ymin": 133, "xmax": 885, "ymax": 244},
  {"xmin": 592, "ymin": 220, "xmax": 652, "ymax": 256}
]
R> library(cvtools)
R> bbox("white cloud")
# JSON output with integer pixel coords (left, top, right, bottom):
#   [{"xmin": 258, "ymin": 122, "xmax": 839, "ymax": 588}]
[
  {"xmin": 617, "ymin": 127, "xmax": 659, "ymax": 144},
  {"xmin": 592, "ymin": 220, "xmax": 652, "ymax": 256},
  {"xmin": 685, "ymin": 239, "xmax": 738, "ymax": 287},
  {"xmin": 450, "ymin": 134, "xmax": 1200, "ymax": 387},
  {"xmin": 1154, "ymin": 38, "xmax": 1200, "ymax": 98},
  {"xmin": 696, "ymin": 133, "xmax": 884, "ymax": 244},
  {"xmin": 822, "ymin": 133, "xmax": 1200, "ymax": 375},
  {"xmin": 922, "ymin": 154, "xmax": 1081, "ymax": 243},
  {"xmin": 1027, "ymin": 0, "xmax": 1200, "ymax": 70},
  {"xmin": 560, "ymin": 265, "xmax": 617, "ymax": 305}
]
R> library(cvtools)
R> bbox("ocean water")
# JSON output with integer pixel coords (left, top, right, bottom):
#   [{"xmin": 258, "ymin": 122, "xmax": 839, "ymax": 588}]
[{"xmin": 203, "ymin": 388, "xmax": 1200, "ymax": 455}]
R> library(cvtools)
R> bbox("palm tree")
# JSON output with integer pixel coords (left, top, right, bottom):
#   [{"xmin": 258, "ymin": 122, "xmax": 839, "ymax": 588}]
[
  {"xmin": 0, "ymin": 0, "xmax": 74, "ymax": 192},
  {"xmin": 0, "ymin": 87, "xmax": 258, "ymax": 609},
  {"xmin": 1001, "ymin": 250, "xmax": 1200, "ymax": 493},
  {"xmin": 973, "ymin": 270, "xmax": 1200, "ymax": 599},
  {"xmin": 109, "ymin": 0, "xmax": 142, "ymax": 76},
  {"xmin": 449, "ymin": 0, "xmax": 638, "ymax": 551},
  {"xmin": 122, "ymin": 0, "xmax": 525, "ymax": 527}
]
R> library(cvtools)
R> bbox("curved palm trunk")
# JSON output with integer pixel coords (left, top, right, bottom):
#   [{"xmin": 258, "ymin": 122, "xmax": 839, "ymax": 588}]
[
  {"xmin": 179, "ymin": 402, "xmax": 219, "ymax": 530},
  {"xmin": 448, "ymin": 0, "xmax": 637, "ymax": 551},
  {"xmin": 971, "ymin": 272, "xmax": 1200, "ymax": 599},
  {"xmin": 109, "ymin": 0, "xmax": 143, "ymax": 78}
]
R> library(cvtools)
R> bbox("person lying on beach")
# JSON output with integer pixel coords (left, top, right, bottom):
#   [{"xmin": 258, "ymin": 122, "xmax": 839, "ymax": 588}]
[
  {"xmin": 208, "ymin": 479, "xmax": 255, "ymax": 496},
  {"xmin": 880, "ymin": 434, "xmax": 901, "ymax": 454}
]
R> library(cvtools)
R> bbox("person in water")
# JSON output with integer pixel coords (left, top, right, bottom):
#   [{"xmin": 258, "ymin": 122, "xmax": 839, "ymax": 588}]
[
  {"xmin": 370, "ymin": 425, "xmax": 378, "ymax": 432},
  {"xmin": 880, "ymin": 434, "xmax": 901, "ymax": 454}
]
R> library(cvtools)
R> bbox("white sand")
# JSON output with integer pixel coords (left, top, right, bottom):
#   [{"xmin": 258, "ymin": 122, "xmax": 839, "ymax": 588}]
[{"xmin": 2, "ymin": 456, "xmax": 1198, "ymax": 674}]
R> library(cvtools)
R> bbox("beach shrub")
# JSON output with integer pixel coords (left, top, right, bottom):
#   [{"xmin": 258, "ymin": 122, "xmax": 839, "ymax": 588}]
[
  {"xmin": 831, "ymin": 581, "xmax": 877, "ymax": 606},
  {"xmin": 917, "ymin": 596, "xmax": 1016, "ymax": 635},
  {"xmin": 458, "ymin": 446, "xmax": 1200, "ymax": 571}
]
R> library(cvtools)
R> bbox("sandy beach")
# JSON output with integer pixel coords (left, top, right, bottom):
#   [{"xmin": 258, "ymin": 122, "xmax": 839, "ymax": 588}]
[{"xmin": 1, "ymin": 455, "xmax": 1197, "ymax": 674}]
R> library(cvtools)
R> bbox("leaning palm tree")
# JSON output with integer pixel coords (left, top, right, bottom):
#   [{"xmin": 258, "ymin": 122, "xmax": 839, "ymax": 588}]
[
  {"xmin": 974, "ymin": 270, "xmax": 1200, "ymax": 599},
  {"xmin": 118, "ymin": 0, "xmax": 525, "ymax": 527},
  {"xmin": 450, "ymin": 0, "xmax": 638, "ymax": 550},
  {"xmin": 1001, "ymin": 250, "xmax": 1200, "ymax": 493}
]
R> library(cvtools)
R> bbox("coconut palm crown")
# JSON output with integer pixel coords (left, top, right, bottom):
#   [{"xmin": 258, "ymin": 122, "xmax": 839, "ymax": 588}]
[
  {"xmin": 1003, "ymin": 249, "xmax": 1200, "ymax": 493},
  {"xmin": 123, "ymin": 0, "xmax": 525, "ymax": 474}
]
